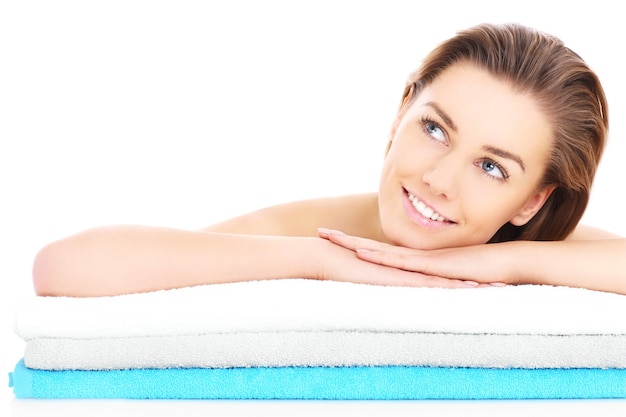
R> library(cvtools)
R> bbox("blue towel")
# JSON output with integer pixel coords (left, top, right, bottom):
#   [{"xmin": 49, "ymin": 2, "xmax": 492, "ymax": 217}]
[{"xmin": 9, "ymin": 359, "xmax": 626, "ymax": 400}]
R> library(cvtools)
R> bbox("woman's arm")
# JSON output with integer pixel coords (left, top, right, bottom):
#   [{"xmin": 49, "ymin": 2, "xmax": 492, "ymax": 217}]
[
  {"xmin": 32, "ymin": 225, "xmax": 320, "ymax": 297},
  {"xmin": 320, "ymin": 227, "xmax": 626, "ymax": 295},
  {"xmin": 31, "ymin": 197, "xmax": 347, "ymax": 297},
  {"xmin": 503, "ymin": 238, "xmax": 626, "ymax": 294},
  {"xmin": 33, "ymin": 224, "xmax": 480, "ymax": 297}
]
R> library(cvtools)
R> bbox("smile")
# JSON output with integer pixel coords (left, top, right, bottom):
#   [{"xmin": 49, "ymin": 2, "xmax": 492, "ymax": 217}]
[{"xmin": 406, "ymin": 190, "xmax": 451, "ymax": 223}]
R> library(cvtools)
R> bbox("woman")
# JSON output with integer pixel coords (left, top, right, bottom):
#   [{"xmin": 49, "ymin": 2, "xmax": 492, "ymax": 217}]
[{"xmin": 32, "ymin": 23, "xmax": 626, "ymax": 297}]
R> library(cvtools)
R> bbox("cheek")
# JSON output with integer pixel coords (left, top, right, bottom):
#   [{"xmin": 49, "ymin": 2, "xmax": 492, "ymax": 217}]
[
  {"xmin": 384, "ymin": 138, "xmax": 432, "ymax": 178},
  {"xmin": 461, "ymin": 186, "xmax": 527, "ymax": 229}
]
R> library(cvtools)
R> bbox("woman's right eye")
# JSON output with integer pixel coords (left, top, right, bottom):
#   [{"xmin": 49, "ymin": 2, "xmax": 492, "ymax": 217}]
[{"xmin": 421, "ymin": 119, "xmax": 447, "ymax": 144}]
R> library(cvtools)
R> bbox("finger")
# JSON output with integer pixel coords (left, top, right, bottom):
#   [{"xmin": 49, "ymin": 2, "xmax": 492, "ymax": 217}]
[
  {"xmin": 317, "ymin": 227, "xmax": 344, "ymax": 240},
  {"xmin": 345, "ymin": 260, "xmax": 470, "ymax": 288},
  {"xmin": 391, "ymin": 267, "xmax": 486, "ymax": 289},
  {"xmin": 356, "ymin": 249, "xmax": 465, "ymax": 281},
  {"xmin": 318, "ymin": 229, "xmax": 374, "ymax": 251},
  {"xmin": 356, "ymin": 249, "xmax": 424, "ymax": 271},
  {"xmin": 326, "ymin": 231, "xmax": 398, "ymax": 253},
  {"xmin": 384, "ymin": 271, "xmax": 481, "ymax": 289},
  {"xmin": 356, "ymin": 250, "xmax": 509, "ymax": 287}
]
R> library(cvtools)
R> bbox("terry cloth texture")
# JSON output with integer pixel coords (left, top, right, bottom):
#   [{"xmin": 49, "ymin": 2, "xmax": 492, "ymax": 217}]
[
  {"xmin": 10, "ymin": 359, "xmax": 626, "ymax": 400},
  {"xmin": 13, "ymin": 279, "xmax": 626, "ymax": 370},
  {"xmin": 9, "ymin": 279, "xmax": 626, "ymax": 399}
]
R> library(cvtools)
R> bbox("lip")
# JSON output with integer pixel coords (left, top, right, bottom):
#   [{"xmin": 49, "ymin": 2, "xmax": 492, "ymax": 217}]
[{"xmin": 401, "ymin": 188, "xmax": 456, "ymax": 229}]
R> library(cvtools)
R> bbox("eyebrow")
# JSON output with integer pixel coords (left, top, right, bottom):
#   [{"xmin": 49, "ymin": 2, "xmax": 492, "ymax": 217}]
[
  {"xmin": 423, "ymin": 101, "xmax": 526, "ymax": 173},
  {"xmin": 482, "ymin": 145, "xmax": 526, "ymax": 172},
  {"xmin": 424, "ymin": 102, "xmax": 458, "ymax": 133}
]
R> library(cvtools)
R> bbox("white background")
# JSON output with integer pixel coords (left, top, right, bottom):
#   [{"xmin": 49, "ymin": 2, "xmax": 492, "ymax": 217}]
[{"xmin": 1, "ymin": 1, "xmax": 625, "ymax": 415}]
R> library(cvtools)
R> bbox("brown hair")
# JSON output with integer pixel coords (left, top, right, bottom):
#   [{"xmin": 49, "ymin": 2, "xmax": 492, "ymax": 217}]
[{"xmin": 395, "ymin": 23, "xmax": 608, "ymax": 242}]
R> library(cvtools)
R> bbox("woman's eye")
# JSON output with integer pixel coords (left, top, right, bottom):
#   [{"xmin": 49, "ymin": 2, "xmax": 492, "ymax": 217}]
[
  {"xmin": 424, "ymin": 121, "xmax": 446, "ymax": 143},
  {"xmin": 480, "ymin": 160, "xmax": 505, "ymax": 179}
]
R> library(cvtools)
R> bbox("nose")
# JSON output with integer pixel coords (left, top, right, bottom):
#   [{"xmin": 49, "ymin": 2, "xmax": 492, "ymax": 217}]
[{"xmin": 421, "ymin": 154, "xmax": 460, "ymax": 200}]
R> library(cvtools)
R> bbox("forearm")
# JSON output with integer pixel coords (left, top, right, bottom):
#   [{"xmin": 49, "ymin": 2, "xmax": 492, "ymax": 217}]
[
  {"xmin": 513, "ymin": 239, "xmax": 626, "ymax": 294},
  {"xmin": 318, "ymin": 228, "xmax": 626, "ymax": 294},
  {"xmin": 33, "ymin": 225, "xmax": 319, "ymax": 297}
]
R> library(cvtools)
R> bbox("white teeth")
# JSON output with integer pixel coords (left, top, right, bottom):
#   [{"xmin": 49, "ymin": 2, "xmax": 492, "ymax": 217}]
[{"xmin": 408, "ymin": 192, "xmax": 446, "ymax": 221}]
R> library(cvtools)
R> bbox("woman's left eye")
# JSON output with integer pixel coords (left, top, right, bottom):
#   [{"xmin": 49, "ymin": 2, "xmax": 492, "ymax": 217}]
[
  {"xmin": 423, "ymin": 120, "xmax": 446, "ymax": 143},
  {"xmin": 479, "ymin": 159, "xmax": 507, "ymax": 180}
]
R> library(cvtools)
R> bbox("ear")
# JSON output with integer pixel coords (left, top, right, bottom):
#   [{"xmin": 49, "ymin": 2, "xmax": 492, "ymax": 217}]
[{"xmin": 509, "ymin": 185, "xmax": 556, "ymax": 226}]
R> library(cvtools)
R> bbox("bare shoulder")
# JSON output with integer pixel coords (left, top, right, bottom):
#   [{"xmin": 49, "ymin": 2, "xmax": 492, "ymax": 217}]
[
  {"xmin": 201, "ymin": 193, "xmax": 382, "ymax": 238},
  {"xmin": 566, "ymin": 224, "xmax": 622, "ymax": 240}
]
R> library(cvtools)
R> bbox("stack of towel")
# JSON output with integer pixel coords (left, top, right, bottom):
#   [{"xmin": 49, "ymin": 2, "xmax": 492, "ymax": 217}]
[{"xmin": 9, "ymin": 279, "xmax": 626, "ymax": 399}]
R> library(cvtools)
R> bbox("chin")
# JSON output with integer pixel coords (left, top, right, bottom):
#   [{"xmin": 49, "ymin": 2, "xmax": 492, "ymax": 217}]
[
  {"xmin": 384, "ymin": 227, "xmax": 489, "ymax": 250},
  {"xmin": 384, "ymin": 230, "xmax": 449, "ymax": 250}
]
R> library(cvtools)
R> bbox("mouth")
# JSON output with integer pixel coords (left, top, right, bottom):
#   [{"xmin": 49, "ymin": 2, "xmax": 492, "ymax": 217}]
[{"xmin": 404, "ymin": 188, "xmax": 456, "ymax": 224}]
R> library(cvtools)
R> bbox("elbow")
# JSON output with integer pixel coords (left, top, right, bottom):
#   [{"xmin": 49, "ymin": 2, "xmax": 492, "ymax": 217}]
[
  {"xmin": 32, "ymin": 241, "xmax": 65, "ymax": 296},
  {"xmin": 32, "ymin": 237, "xmax": 84, "ymax": 297},
  {"xmin": 31, "ymin": 226, "xmax": 134, "ymax": 297}
]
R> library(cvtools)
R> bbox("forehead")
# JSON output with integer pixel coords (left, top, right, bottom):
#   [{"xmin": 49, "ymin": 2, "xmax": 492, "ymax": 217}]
[{"xmin": 411, "ymin": 63, "xmax": 553, "ymax": 169}]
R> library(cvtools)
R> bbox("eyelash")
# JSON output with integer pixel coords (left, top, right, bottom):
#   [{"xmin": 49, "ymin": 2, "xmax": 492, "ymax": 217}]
[
  {"xmin": 419, "ymin": 116, "xmax": 448, "ymax": 144},
  {"xmin": 478, "ymin": 159, "xmax": 509, "ymax": 182},
  {"xmin": 418, "ymin": 116, "xmax": 510, "ymax": 183}
]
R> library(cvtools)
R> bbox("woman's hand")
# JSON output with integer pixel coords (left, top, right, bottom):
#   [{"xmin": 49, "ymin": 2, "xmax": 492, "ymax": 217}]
[
  {"xmin": 317, "ymin": 228, "xmax": 512, "ymax": 287},
  {"xmin": 311, "ymin": 230, "xmax": 485, "ymax": 289}
]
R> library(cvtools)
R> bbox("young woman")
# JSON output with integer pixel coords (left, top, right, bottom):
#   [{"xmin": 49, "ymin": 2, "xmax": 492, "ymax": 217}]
[{"xmin": 32, "ymin": 23, "xmax": 626, "ymax": 297}]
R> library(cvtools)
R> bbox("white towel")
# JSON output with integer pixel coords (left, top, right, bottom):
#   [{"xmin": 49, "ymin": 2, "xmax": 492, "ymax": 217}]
[{"xmin": 14, "ymin": 279, "xmax": 626, "ymax": 370}]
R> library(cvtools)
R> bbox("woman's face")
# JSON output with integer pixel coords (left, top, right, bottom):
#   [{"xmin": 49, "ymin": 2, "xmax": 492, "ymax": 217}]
[{"xmin": 378, "ymin": 63, "xmax": 554, "ymax": 249}]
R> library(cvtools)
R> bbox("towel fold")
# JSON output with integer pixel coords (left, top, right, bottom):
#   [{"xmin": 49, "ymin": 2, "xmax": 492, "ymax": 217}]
[{"xmin": 13, "ymin": 279, "xmax": 626, "ymax": 370}]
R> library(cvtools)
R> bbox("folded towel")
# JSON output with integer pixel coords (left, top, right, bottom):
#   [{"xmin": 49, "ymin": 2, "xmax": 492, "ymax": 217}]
[
  {"xmin": 23, "ymin": 332, "xmax": 626, "ymax": 371},
  {"xmin": 16, "ymin": 279, "xmax": 626, "ymax": 338},
  {"xmin": 10, "ymin": 359, "xmax": 626, "ymax": 400},
  {"xmin": 14, "ymin": 279, "xmax": 626, "ymax": 370}
]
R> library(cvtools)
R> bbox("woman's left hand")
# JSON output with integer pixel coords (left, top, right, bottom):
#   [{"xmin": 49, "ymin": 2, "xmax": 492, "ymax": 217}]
[{"xmin": 318, "ymin": 228, "xmax": 514, "ymax": 287}]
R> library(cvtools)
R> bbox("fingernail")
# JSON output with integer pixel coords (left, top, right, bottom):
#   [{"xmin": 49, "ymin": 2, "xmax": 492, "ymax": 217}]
[
  {"xmin": 463, "ymin": 280, "xmax": 480, "ymax": 287},
  {"xmin": 356, "ymin": 249, "xmax": 373, "ymax": 255},
  {"xmin": 489, "ymin": 282, "xmax": 507, "ymax": 287},
  {"xmin": 317, "ymin": 228, "xmax": 330, "ymax": 237},
  {"xmin": 329, "ymin": 229, "xmax": 346, "ymax": 236}
]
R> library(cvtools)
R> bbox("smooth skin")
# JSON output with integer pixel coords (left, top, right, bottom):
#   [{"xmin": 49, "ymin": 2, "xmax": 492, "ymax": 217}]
[{"xmin": 32, "ymin": 63, "xmax": 626, "ymax": 297}]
